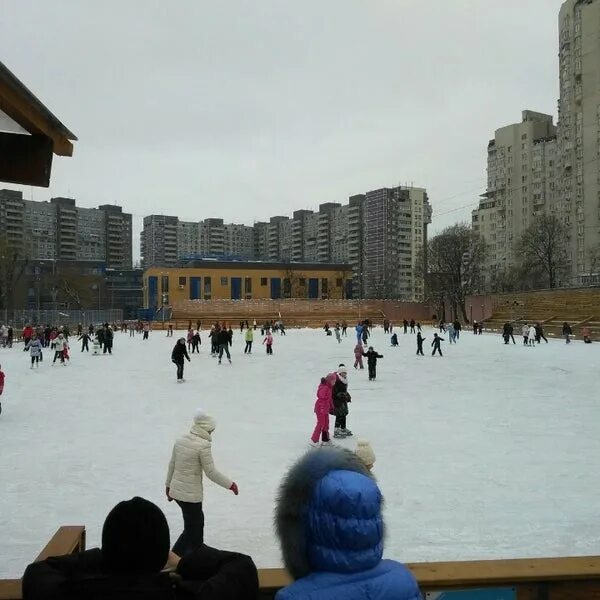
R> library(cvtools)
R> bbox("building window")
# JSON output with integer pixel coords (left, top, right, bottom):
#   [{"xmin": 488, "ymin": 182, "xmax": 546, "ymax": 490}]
[
  {"xmin": 260, "ymin": 277, "xmax": 268, "ymax": 286},
  {"xmin": 204, "ymin": 277, "xmax": 211, "ymax": 299},
  {"xmin": 161, "ymin": 275, "xmax": 169, "ymax": 294},
  {"xmin": 178, "ymin": 276, "xmax": 186, "ymax": 286},
  {"xmin": 221, "ymin": 277, "xmax": 228, "ymax": 286},
  {"xmin": 245, "ymin": 277, "xmax": 252, "ymax": 294}
]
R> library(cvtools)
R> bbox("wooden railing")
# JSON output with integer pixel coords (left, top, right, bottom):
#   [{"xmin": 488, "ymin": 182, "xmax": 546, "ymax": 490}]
[
  {"xmin": 3, "ymin": 527, "xmax": 600, "ymax": 599},
  {"xmin": 0, "ymin": 526, "xmax": 85, "ymax": 600}
]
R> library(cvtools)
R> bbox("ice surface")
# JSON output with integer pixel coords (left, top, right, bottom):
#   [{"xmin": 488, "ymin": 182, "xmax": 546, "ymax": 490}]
[{"xmin": 1, "ymin": 326, "xmax": 600, "ymax": 578}]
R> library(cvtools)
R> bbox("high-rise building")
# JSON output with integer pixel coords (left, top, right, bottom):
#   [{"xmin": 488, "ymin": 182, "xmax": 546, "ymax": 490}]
[
  {"xmin": 558, "ymin": 0, "xmax": 600, "ymax": 284},
  {"xmin": 362, "ymin": 186, "xmax": 431, "ymax": 301},
  {"xmin": 472, "ymin": 111, "xmax": 557, "ymax": 287},
  {"xmin": 0, "ymin": 190, "xmax": 132, "ymax": 268},
  {"xmin": 141, "ymin": 214, "xmax": 179, "ymax": 267}
]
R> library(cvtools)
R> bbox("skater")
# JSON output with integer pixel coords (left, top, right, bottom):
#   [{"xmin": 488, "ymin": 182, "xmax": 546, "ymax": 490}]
[
  {"xmin": 279, "ymin": 321, "xmax": 286, "ymax": 335},
  {"xmin": 353, "ymin": 342, "xmax": 364, "ymax": 369},
  {"xmin": 431, "ymin": 333, "xmax": 443, "ymax": 356},
  {"xmin": 334, "ymin": 324, "xmax": 341, "ymax": 344},
  {"xmin": 165, "ymin": 409, "xmax": 239, "ymax": 555},
  {"xmin": 273, "ymin": 447, "xmax": 420, "ymax": 600},
  {"xmin": 0, "ymin": 364, "xmax": 4, "ymax": 415},
  {"xmin": 52, "ymin": 334, "xmax": 66, "ymax": 365},
  {"xmin": 383, "ymin": 319, "xmax": 389, "ymax": 334},
  {"xmin": 143, "ymin": 322, "xmax": 150, "ymax": 340},
  {"xmin": 209, "ymin": 325, "xmax": 219, "ymax": 356},
  {"xmin": 79, "ymin": 331, "xmax": 91, "ymax": 352},
  {"xmin": 410, "ymin": 319, "xmax": 416, "ymax": 334},
  {"xmin": 310, "ymin": 373, "xmax": 336, "ymax": 446},
  {"xmin": 582, "ymin": 325, "xmax": 592, "ymax": 343},
  {"xmin": 528, "ymin": 324, "xmax": 537, "ymax": 346},
  {"xmin": 62, "ymin": 339, "xmax": 70, "ymax": 363},
  {"xmin": 263, "ymin": 331, "xmax": 274, "ymax": 355},
  {"xmin": 355, "ymin": 322, "xmax": 363, "ymax": 344},
  {"xmin": 438, "ymin": 320, "xmax": 446, "ymax": 333},
  {"xmin": 167, "ymin": 323, "xmax": 174, "ymax": 337},
  {"xmin": 333, "ymin": 365, "xmax": 352, "ymax": 439},
  {"xmin": 191, "ymin": 330, "xmax": 201, "ymax": 353},
  {"xmin": 403, "ymin": 319, "xmax": 408, "ymax": 334},
  {"xmin": 502, "ymin": 322, "xmax": 511, "ymax": 345},
  {"xmin": 417, "ymin": 322, "xmax": 422, "ymax": 333},
  {"xmin": 341, "ymin": 320, "xmax": 347, "ymax": 336},
  {"xmin": 453, "ymin": 319, "xmax": 462, "ymax": 340},
  {"xmin": 355, "ymin": 440, "xmax": 376, "ymax": 471},
  {"xmin": 361, "ymin": 324, "xmax": 369, "ymax": 345},
  {"xmin": 217, "ymin": 327, "xmax": 232, "ymax": 364},
  {"xmin": 416, "ymin": 331, "xmax": 425, "ymax": 356},
  {"xmin": 103, "ymin": 326, "xmax": 114, "ymax": 355},
  {"xmin": 522, "ymin": 323, "xmax": 529, "ymax": 345},
  {"xmin": 76, "ymin": 323, "xmax": 82, "ymax": 336},
  {"xmin": 563, "ymin": 322, "xmax": 573, "ymax": 344},
  {"xmin": 253, "ymin": 318, "xmax": 257, "ymax": 330},
  {"xmin": 447, "ymin": 321, "xmax": 456, "ymax": 344},
  {"xmin": 390, "ymin": 332, "xmax": 399, "ymax": 347},
  {"xmin": 171, "ymin": 337, "xmax": 191, "ymax": 382},
  {"xmin": 240, "ymin": 320, "xmax": 244, "ymax": 333},
  {"xmin": 22, "ymin": 323, "xmax": 33, "ymax": 350},
  {"xmin": 363, "ymin": 346, "xmax": 383, "ymax": 381},
  {"xmin": 186, "ymin": 328, "xmax": 194, "ymax": 351},
  {"xmin": 244, "ymin": 327, "xmax": 253, "ymax": 354},
  {"xmin": 536, "ymin": 323, "xmax": 548, "ymax": 344},
  {"xmin": 29, "ymin": 334, "xmax": 42, "ymax": 368}
]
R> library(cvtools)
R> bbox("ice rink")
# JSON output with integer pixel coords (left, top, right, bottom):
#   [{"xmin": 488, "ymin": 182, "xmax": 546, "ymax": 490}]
[{"xmin": 1, "ymin": 325, "xmax": 600, "ymax": 578}]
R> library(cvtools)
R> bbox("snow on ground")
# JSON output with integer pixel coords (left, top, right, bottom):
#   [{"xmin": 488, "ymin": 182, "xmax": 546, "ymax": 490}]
[{"xmin": 1, "ymin": 326, "xmax": 600, "ymax": 578}]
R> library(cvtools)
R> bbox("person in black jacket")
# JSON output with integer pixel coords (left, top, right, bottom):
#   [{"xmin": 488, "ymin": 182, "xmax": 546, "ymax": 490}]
[
  {"xmin": 562, "ymin": 322, "xmax": 573, "ymax": 344},
  {"xmin": 191, "ymin": 330, "xmax": 201, "ymax": 353},
  {"xmin": 363, "ymin": 347, "xmax": 383, "ymax": 381},
  {"xmin": 79, "ymin": 332, "xmax": 91, "ymax": 352},
  {"xmin": 409, "ymin": 319, "xmax": 416, "ymax": 333},
  {"xmin": 22, "ymin": 496, "xmax": 258, "ymax": 600},
  {"xmin": 332, "ymin": 364, "xmax": 352, "ymax": 438},
  {"xmin": 403, "ymin": 319, "xmax": 408, "ymax": 334},
  {"xmin": 217, "ymin": 328, "xmax": 231, "ymax": 364},
  {"xmin": 103, "ymin": 326, "xmax": 114, "ymax": 355},
  {"xmin": 416, "ymin": 331, "xmax": 425, "ymax": 356},
  {"xmin": 172, "ymin": 338, "xmax": 191, "ymax": 382},
  {"xmin": 431, "ymin": 333, "xmax": 443, "ymax": 356}
]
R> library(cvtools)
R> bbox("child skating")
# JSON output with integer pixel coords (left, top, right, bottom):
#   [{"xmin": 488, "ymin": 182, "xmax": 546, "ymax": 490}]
[
  {"xmin": 263, "ymin": 331, "xmax": 274, "ymax": 355},
  {"xmin": 416, "ymin": 331, "xmax": 425, "ymax": 356},
  {"xmin": 353, "ymin": 343, "xmax": 364, "ymax": 369},
  {"xmin": 310, "ymin": 373, "xmax": 336, "ymax": 447},
  {"xmin": 363, "ymin": 346, "xmax": 383, "ymax": 381},
  {"xmin": 431, "ymin": 333, "xmax": 443, "ymax": 356},
  {"xmin": 29, "ymin": 334, "xmax": 42, "ymax": 368}
]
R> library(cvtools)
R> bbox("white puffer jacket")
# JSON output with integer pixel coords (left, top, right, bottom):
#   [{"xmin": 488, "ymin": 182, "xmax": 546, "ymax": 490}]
[{"xmin": 165, "ymin": 414, "xmax": 232, "ymax": 503}]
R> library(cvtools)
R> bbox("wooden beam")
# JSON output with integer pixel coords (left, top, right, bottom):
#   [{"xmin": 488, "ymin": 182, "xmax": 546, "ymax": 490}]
[
  {"xmin": 0, "ymin": 81, "xmax": 73, "ymax": 157},
  {"xmin": 0, "ymin": 132, "xmax": 53, "ymax": 187}
]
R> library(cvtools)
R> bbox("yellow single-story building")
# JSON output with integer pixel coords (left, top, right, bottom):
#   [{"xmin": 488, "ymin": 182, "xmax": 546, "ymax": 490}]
[{"xmin": 143, "ymin": 261, "xmax": 354, "ymax": 307}]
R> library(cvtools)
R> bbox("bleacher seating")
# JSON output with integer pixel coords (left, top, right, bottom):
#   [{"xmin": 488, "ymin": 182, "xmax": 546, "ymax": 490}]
[{"xmin": 484, "ymin": 288, "xmax": 600, "ymax": 337}]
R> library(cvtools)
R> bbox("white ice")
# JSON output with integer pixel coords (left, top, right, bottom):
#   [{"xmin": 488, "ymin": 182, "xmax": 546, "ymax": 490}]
[{"xmin": 1, "ymin": 326, "xmax": 600, "ymax": 578}]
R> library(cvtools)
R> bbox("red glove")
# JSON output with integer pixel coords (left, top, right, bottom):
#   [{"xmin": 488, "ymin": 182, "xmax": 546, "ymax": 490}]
[
  {"xmin": 166, "ymin": 487, "xmax": 173, "ymax": 502},
  {"xmin": 230, "ymin": 482, "xmax": 239, "ymax": 495}
]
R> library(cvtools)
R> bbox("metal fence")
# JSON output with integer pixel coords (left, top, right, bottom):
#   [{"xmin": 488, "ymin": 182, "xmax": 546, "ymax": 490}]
[{"xmin": 1, "ymin": 309, "xmax": 124, "ymax": 329}]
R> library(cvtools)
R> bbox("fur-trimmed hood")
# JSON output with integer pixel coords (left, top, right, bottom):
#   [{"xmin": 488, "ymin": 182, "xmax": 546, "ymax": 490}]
[{"xmin": 274, "ymin": 447, "xmax": 383, "ymax": 580}]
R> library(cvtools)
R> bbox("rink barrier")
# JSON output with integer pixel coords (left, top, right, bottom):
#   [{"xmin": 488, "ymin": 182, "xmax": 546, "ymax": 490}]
[
  {"xmin": 3, "ymin": 527, "xmax": 600, "ymax": 599},
  {"xmin": 0, "ymin": 526, "xmax": 85, "ymax": 600}
]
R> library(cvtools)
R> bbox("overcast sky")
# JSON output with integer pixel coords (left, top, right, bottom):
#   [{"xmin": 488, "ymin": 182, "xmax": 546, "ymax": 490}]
[{"xmin": 2, "ymin": 0, "xmax": 564, "ymax": 258}]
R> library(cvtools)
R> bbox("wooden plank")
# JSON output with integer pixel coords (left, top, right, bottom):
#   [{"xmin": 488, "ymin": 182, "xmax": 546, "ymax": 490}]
[
  {"xmin": 35, "ymin": 526, "xmax": 85, "ymax": 562},
  {"xmin": 0, "ymin": 132, "xmax": 53, "ymax": 187},
  {"xmin": 0, "ymin": 580, "xmax": 21, "ymax": 600}
]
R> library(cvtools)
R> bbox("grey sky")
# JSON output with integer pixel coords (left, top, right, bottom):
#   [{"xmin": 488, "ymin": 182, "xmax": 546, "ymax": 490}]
[{"xmin": 2, "ymin": 1, "xmax": 564, "ymax": 259}]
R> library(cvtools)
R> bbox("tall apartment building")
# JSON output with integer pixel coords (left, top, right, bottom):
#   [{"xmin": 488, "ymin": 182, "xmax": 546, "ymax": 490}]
[
  {"xmin": 141, "ymin": 215, "xmax": 179, "ymax": 267},
  {"xmin": 363, "ymin": 186, "xmax": 431, "ymax": 301},
  {"xmin": 0, "ymin": 189, "xmax": 132, "ymax": 268},
  {"xmin": 472, "ymin": 111, "xmax": 557, "ymax": 285},
  {"xmin": 558, "ymin": 0, "xmax": 600, "ymax": 284}
]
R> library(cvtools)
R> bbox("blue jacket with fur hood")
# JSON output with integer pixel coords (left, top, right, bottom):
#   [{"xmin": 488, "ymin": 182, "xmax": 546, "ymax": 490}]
[{"xmin": 274, "ymin": 447, "xmax": 421, "ymax": 600}]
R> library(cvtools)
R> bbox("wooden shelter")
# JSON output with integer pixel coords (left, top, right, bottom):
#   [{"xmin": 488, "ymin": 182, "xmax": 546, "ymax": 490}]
[{"xmin": 0, "ymin": 61, "xmax": 77, "ymax": 187}]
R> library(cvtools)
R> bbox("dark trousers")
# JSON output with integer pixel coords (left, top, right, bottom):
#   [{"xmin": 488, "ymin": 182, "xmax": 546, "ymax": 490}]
[
  {"xmin": 81, "ymin": 340, "xmax": 89, "ymax": 352},
  {"xmin": 432, "ymin": 345, "xmax": 442, "ymax": 356},
  {"xmin": 244, "ymin": 341, "xmax": 253, "ymax": 353},
  {"xmin": 174, "ymin": 360, "xmax": 184, "ymax": 380},
  {"xmin": 143, "ymin": 331, "xmax": 149, "ymax": 340},
  {"xmin": 416, "ymin": 344, "xmax": 424, "ymax": 356},
  {"xmin": 218, "ymin": 344, "xmax": 231, "ymax": 360},
  {"xmin": 368, "ymin": 364, "xmax": 376, "ymax": 380},
  {"xmin": 53, "ymin": 350, "xmax": 64, "ymax": 363},
  {"xmin": 266, "ymin": 344, "xmax": 273, "ymax": 354},
  {"xmin": 191, "ymin": 341, "xmax": 200, "ymax": 353},
  {"xmin": 31, "ymin": 356, "xmax": 39, "ymax": 366},
  {"xmin": 103, "ymin": 343, "xmax": 112, "ymax": 354},
  {"xmin": 335, "ymin": 415, "xmax": 346, "ymax": 429},
  {"xmin": 173, "ymin": 500, "xmax": 204, "ymax": 556}
]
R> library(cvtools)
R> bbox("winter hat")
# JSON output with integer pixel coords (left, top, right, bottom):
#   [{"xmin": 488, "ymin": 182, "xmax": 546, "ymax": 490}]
[
  {"xmin": 337, "ymin": 364, "xmax": 348, "ymax": 375},
  {"xmin": 325, "ymin": 372, "xmax": 337, "ymax": 385},
  {"xmin": 101, "ymin": 497, "xmax": 170, "ymax": 574},
  {"xmin": 192, "ymin": 408, "xmax": 216, "ymax": 434},
  {"xmin": 355, "ymin": 440, "xmax": 376, "ymax": 470}
]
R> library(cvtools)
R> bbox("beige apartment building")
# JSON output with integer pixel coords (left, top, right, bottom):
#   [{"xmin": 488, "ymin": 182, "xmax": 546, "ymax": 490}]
[{"xmin": 472, "ymin": 111, "xmax": 557, "ymax": 287}]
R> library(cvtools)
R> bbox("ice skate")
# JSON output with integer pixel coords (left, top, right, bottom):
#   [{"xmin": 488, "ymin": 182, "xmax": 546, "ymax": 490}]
[
  {"xmin": 309, "ymin": 440, "xmax": 320, "ymax": 448},
  {"xmin": 334, "ymin": 428, "xmax": 346, "ymax": 439},
  {"xmin": 321, "ymin": 440, "xmax": 333, "ymax": 447},
  {"xmin": 341, "ymin": 428, "xmax": 353, "ymax": 437},
  {"xmin": 228, "ymin": 358, "xmax": 232, "ymax": 364}
]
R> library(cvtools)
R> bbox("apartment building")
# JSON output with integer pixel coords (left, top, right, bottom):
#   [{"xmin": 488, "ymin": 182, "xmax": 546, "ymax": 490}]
[
  {"xmin": 140, "ymin": 215, "xmax": 179, "ymax": 267},
  {"xmin": 362, "ymin": 186, "xmax": 431, "ymax": 301},
  {"xmin": 472, "ymin": 111, "xmax": 557, "ymax": 286},
  {"xmin": 0, "ymin": 189, "xmax": 132, "ymax": 268},
  {"xmin": 558, "ymin": 0, "xmax": 600, "ymax": 284}
]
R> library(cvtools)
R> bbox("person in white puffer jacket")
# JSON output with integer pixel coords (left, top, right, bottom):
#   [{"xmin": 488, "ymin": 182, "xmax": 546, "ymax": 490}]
[{"xmin": 165, "ymin": 409, "xmax": 239, "ymax": 557}]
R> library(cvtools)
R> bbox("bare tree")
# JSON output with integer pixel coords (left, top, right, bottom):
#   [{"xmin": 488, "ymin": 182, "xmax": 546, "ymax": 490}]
[
  {"xmin": 516, "ymin": 215, "xmax": 568, "ymax": 289},
  {"xmin": 422, "ymin": 223, "xmax": 487, "ymax": 323}
]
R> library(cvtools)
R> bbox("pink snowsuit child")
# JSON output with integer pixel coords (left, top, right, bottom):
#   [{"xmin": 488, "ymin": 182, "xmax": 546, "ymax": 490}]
[
  {"xmin": 354, "ymin": 343, "xmax": 364, "ymax": 369},
  {"xmin": 311, "ymin": 373, "xmax": 336, "ymax": 444},
  {"xmin": 263, "ymin": 332, "xmax": 274, "ymax": 355}
]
